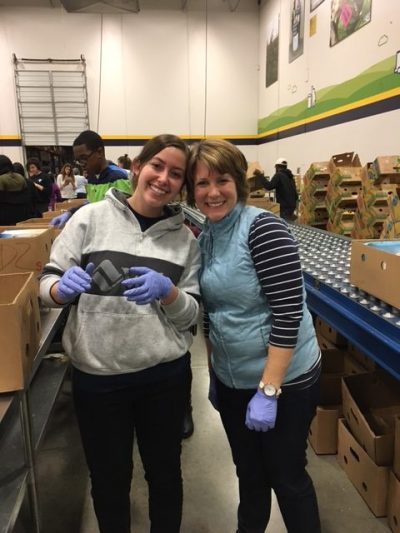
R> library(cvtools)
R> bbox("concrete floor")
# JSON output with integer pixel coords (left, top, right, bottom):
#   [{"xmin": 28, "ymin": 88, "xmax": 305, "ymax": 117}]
[{"xmin": 15, "ymin": 330, "xmax": 390, "ymax": 533}]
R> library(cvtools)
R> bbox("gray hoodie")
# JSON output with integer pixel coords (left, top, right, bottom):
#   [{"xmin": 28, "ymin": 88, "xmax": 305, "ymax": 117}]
[{"xmin": 40, "ymin": 189, "xmax": 200, "ymax": 375}]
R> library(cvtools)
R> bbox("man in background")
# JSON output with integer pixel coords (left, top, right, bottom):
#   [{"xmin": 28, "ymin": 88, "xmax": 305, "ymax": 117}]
[
  {"xmin": 27, "ymin": 157, "xmax": 53, "ymax": 215},
  {"xmin": 51, "ymin": 130, "xmax": 131, "ymax": 227},
  {"xmin": 263, "ymin": 157, "xmax": 298, "ymax": 221}
]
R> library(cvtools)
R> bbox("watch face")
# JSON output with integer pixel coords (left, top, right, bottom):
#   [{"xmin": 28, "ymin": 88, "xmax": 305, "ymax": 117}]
[{"xmin": 263, "ymin": 384, "xmax": 277, "ymax": 397}]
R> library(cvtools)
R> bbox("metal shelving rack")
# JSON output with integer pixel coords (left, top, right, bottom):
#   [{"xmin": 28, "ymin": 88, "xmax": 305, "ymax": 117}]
[
  {"xmin": 13, "ymin": 55, "xmax": 90, "ymax": 147},
  {"xmin": 182, "ymin": 205, "xmax": 400, "ymax": 381},
  {"xmin": 0, "ymin": 308, "xmax": 69, "ymax": 533}
]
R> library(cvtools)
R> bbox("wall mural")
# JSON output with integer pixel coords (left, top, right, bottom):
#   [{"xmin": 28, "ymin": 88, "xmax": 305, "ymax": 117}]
[
  {"xmin": 330, "ymin": 0, "xmax": 372, "ymax": 47},
  {"xmin": 289, "ymin": 0, "xmax": 305, "ymax": 63},
  {"xmin": 258, "ymin": 53, "xmax": 400, "ymax": 138},
  {"xmin": 266, "ymin": 13, "xmax": 280, "ymax": 87}
]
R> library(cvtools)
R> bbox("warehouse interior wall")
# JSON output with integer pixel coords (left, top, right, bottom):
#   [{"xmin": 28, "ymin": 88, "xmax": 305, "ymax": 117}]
[
  {"xmin": 0, "ymin": 1, "xmax": 259, "ymax": 163},
  {"xmin": 258, "ymin": 0, "xmax": 400, "ymax": 176},
  {"xmin": 0, "ymin": 1, "xmax": 398, "ymax": 170}
]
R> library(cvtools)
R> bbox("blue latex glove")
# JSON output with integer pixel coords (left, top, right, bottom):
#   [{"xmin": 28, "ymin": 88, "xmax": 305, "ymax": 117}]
[
  {"xmin": 50, "ymin": 211, "xmax": 71, "ymax": 228},
  {"xmin": 245, "ymin": 390, "xmax": 278, "ymax": 432},
  {"xmin": 121, "ymin": 267, "xmax": 173, "ymax": 305},
  {"xmin": 56, "ymin": 263, "xmax": 95, "ymax": 303},
  {"xmin": 208, "ymin": 368, "xmax": 219, "ymax": 411}
]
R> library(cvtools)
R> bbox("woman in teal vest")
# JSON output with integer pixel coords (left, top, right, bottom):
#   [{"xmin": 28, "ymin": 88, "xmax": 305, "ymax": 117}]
[{"xmin": 186, "ymin": 139, "xmax": 321, "ymax": 533}]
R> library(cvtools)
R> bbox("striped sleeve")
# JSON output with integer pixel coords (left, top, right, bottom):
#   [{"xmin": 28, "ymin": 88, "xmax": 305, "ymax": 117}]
[{"xmin": 248, "ymin": 212, "xmax": 304, "ymax": 348}]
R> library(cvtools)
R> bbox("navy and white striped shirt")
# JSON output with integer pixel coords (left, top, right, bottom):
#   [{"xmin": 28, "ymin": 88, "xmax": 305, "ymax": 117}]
[{"xmin": 203, "ymin": 211, "xmax": 320, "ymax": 390}]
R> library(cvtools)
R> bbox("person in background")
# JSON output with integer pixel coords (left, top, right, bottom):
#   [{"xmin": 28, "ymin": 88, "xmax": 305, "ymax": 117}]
[
  {"xmin": 57, "ymin": 163, "xmax": 76, "ymax": 200},
  {"xmin": 0, "ymin": 155, "xmax": 35, "ymax": 224},
  {"xmin": 13, "ymin": 161, "xmax": 37, "ymax": 217},
  {"xmin": 40, "ymin": 134, "xmax": 200, "ymax": 533},
  {"xmin": 73, "ymin": 167, "xmax": 88, "ymax": 199},
  {"xmin": 186, "ymin": 139, "xmax": 321, "ymax": 533},
  {"xmin": 26, "ymin": 157, "xmax": 53, "ymax": 215},
  {"xmin": 117, "ymin": 154, "xmax": 132, "ymax": 176},
  {"xmin": 48, "ymin": 174, "xmax": 62, "ymax": 211},
  {"xmin": 51, "ymin": 130, "xmax": 131, "ymax": 228},
  {"xmin": 263, "ymin": 157, "xmax": 298, "ymax": 221}
]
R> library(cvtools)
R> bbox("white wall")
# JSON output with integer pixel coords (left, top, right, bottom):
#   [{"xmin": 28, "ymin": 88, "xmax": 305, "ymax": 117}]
[
  {"xmin": 258, "ymin": 0, "xmax": 400, "ymax": 174},
  {"xmin": 0, "ymin": 2, "xmax": 259, "ymax": 163}
]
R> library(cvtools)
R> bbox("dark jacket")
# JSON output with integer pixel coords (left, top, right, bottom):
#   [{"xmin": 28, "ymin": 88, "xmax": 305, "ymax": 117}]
[
  {"xmin": 263, "ymin": 168, "xmax": 298, "ymax": 209},
  {"xmin": 0, "ymin": 171, "xmax": 36, "ymax": 225},
  {"xmin": 30, "ymin": 172, "xmax": 53, "ymax": 207}
]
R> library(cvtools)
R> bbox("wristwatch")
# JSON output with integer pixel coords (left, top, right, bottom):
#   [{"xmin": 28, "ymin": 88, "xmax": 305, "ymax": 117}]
[{"xmin": 259, "ymin": 381, "xmax": 282, "ymax": 398}]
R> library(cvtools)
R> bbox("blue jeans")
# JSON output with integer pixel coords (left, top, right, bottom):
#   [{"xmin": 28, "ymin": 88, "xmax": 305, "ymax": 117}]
[
  {"xmin": 72, "ymin": 364, "xmax": 190, "ymax": 533},
  {"xmin": 217, "ymin": 377, "xmax": 321, "ymax": 533}
]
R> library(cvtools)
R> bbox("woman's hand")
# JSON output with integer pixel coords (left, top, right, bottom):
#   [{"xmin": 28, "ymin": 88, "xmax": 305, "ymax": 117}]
[{"xmin": 122, "ymin": 267, "xmax": 174, "ymax": 305}]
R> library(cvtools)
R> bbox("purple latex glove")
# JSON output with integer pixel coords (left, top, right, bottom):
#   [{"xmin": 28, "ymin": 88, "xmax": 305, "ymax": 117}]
[
  {"xmin": 122, "ymin": 267, "xmax": 173, "ymax": 305},
  {"xmin": 56, "ymin": 263, "xmax": 95, "ymax": 303},
  {"xmin": 50, "ymin": 211, "xmax": 71, "ymax": 228},
  {"xmin": 245, "ymin": 390, "xmax": 277, "ymax": 432},
  {"xmin": 208, "ymin": 368, "xmax": 219, "ymax": 411}
]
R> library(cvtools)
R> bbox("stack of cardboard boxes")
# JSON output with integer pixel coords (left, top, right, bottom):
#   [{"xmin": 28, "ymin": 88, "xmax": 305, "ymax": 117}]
[
  {"xmin": 325, "ymin": 153, "xmax": 363, "ymax": 236},
  {"xmin": 381, "ymin": 195, "xmax": 400, "ymax": 239},
  {"xmin": 298, "ymin": 161, "xmax": 330, "ymax": 229},
  {"xmin": 310, "ymin": 317, "xmax": 400, "ymax": 529},
  {"xmin": 299, "ymin": 153, "xmax": 400, "ymax": 239},
  {"xmin": 308, "ymin": 317, "xmax": 370, "ymax": 455},
  {"xmin": 352, "ymin": 156, "xmax": 400, "ymax": 239},
  {"xmin": 338, "ymin": 371, "xmax": 400, "ymax": 521},
  {"xmin": 0, "ymin": 224, "xmax": 58, "ymax": 393}
]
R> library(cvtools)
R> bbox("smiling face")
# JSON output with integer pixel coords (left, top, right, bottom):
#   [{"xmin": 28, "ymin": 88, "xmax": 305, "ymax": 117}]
[
  {"xmin": 193, "ymin": 160, "xmax": 238, "ymax": 222},
  {"xmin": 129, "ymin": 147, "xmax": 186, "ymax": 217}
]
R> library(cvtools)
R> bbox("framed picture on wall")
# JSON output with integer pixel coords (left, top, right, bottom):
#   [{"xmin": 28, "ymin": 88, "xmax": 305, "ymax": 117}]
[
  {"xmin": 289, "ymin": 0, "xmax": 305, "ymax": 63},
  {"xmin": 330, "ymin": 0, "xmax": 372, "ymax": 47},
  {"xmin": 266, "ymin": 13, "xmax": 280, "ymax": 87},
  {"xmin": 310, "ymin": 0, "xmax": 325, "ymax": 12}
]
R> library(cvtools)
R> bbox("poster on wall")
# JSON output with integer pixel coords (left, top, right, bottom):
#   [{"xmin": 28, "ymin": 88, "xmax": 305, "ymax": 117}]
[
  {"xmin": 289, "ymin": 0, "xmax": 305, "ymax": 63},
  {"xmin": 266, "ymin": 13, "xmax": 280, "ymax": 87},
  {"xmin": 330, "ymin": 0, "xmax": 372, "ymax": 47},
  {"xmin": 310, "ymin": 0, "xmax": 325, "ymax": 12}
]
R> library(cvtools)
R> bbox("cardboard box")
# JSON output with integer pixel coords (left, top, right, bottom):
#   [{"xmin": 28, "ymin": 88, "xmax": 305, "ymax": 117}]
[
  {"xmin": 247, "ymin": 197, "xmax": 280, "ymax": 216},
  {"xmin": 342, "ymin": 372, "xmax": 400, "ymax": 465},
  {"xmin": 309, "ymin": 405, "xmax": 342, "ymax": 454},
  {"xmin": 317, "ymin": 332, "xmax": 338, "ymax": 352},
  {"xmin": 387, "ymin": 471, "xmax": 400, "ymax": 532},
  {"xmin": 348, "ymin": 343, "xmax": 376, "ymax": 372},
  {"xmin": 16, "ymin": 217, "xmax": 54, "ymax": 225},
  {"xmin": 0, "ymin": 228, "xmax": 53, "ymax": 276},
  {"xmin": 10, "ymin": 224, "xmax": 61, "ymax": 239},
  {"xmin": 343, "ymin": 353, "xmax": 369, "ymax": 375},
  {"xmin": 337, "ymin": 418, "xmax": 389, "ymax": 517},
  {"xmin": 0, "ymin": 272, "xmax": 41, "ymax": 392},
  {"xmin": 41, "ymin": 210, "xmax": 65, "ymax": 219},
  {"xmin": 394, "ymin": 417, "xmax": 400, "ymax": 480},
  {"xmin": 350, "ymin": 240, "xmax": 400, "ymax": 309},
  {"xmin": 320, "ymin": 348, "xmax": 346, "ymax": 405},
  {"xmin": 55, "ymin": 198, "xmax": 87, "ymax": 210},
  {"xmin": 315, "ymin": 317, "xmax": 347, "ymax": 347}
]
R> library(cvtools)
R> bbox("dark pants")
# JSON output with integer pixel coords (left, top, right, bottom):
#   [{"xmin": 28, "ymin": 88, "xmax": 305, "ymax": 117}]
[
  {"xmin": 72, "ymin": 366, "xmax": 190, "ymax": 533},
  {"xmin": 217, "ymin": 377, "xmax": 321, "ymax": 533},
  {"xmin": 280, "ymin": 206, "xmax": 296, "ymax": 221}
]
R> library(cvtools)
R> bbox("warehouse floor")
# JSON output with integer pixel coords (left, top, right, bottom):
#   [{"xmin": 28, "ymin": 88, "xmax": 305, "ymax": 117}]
[{"xmin": 14, "ymin": 330, "xmax": 390, "ymax": 533}]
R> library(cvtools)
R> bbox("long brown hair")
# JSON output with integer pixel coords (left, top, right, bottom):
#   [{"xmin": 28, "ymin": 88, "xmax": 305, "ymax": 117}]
[{"xmin": 61, "ymin": 163, "xmax": 75, "ymax": 186}]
